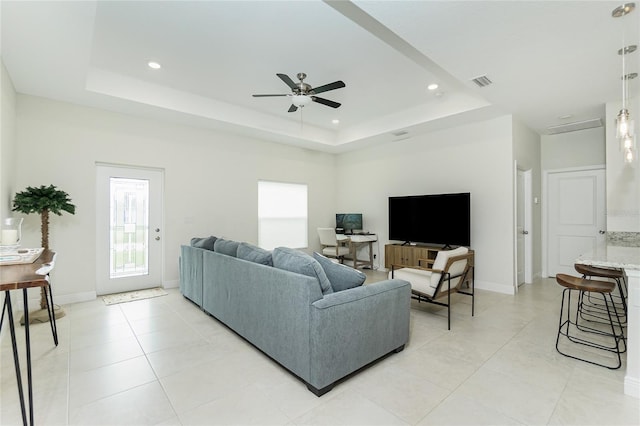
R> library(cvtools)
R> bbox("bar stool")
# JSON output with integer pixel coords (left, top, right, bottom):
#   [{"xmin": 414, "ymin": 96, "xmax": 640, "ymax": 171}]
[
  {"xmin": 555, "ymin": 273, "xmax": 625, "ymax": 369},
  {"xmin": 574, "ymin": 263, "xmax": 627, "ymax": 325}
]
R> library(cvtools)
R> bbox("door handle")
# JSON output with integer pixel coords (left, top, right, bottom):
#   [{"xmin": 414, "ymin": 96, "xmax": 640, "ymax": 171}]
[
  {"xmin": 599, "ymin": 230, "xmax": 606, "ymax": 235},
  {"xmin": 155, "ymin": 236, "xmax": 161, "ymax": 241},
  {"xmin": 155, "ymin": 228, "xmax": 160, "ymax": 233},
  {"xmin": 522, "ymin": 230, "xmax": 529, "ymax": 235}
]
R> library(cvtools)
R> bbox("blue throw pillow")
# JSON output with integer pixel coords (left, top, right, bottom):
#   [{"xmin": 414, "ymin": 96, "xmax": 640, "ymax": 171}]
[
  {"xmin": 313, "ymin": 252, "xmax": 366, "ymax": 292},
  {"xmin": 272, "ymin": 247, "xmax": 333, "ymax": 295},
  {"xmin": 190, "ymin": 236, "xmax": 217, "ymax": 251},
  {"xmin": 213, "ymin": 238, "xmax": 240, "ymax": 257},
  {"xmin": 237, "ymin": 242, "xmax": 273, "ymax": 266}
]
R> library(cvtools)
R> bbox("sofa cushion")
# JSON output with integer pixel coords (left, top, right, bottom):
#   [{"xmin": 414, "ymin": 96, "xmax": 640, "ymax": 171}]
[
  {"xmin": 430, "ymin": 246, "xmax": 469, "ymax": 288},
  {"xmin": 190, "ymin": 236, "xmax": 217, "ymax": 251},
  {"xmin": 237, "ymin": 242, "xmax": 273, "ymax": 266},
  {"xmin": 273, "ymin": 247, "xmax": 333, "ymax": 295},
  {"xmin": 313, "ymin": 252, "xmax": 365, "ymax": 292},
  {"xmin": 213, "ymin": 238, "xmax": 240, "ymax": 257}
]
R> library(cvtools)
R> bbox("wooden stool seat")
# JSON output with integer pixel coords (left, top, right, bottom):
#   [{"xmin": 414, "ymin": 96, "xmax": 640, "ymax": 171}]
[
  {"xmin": 556, "ymin": 273, "xmax": 615, "ymax": 293},
  {"xmin": 555, "ymin": 273, "xmax": 625, "ymax": 369},
  {"xmin": 573, "ymin": 263, "xmax": 628, "ymax": 326},
  {"xmin": 574, "ymin": 264, "xmax": 624, "ymax": 279}
]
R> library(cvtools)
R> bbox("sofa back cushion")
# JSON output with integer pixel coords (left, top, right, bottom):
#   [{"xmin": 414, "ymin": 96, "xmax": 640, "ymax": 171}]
[
  {"xmin": 214, "ymin": 238, "xmax": 240, "ymax": 257},
  {"xmin": 237, "ymin": 242, "xmax": 273, "ymax": 266},
  {"xmin": 273, "ymin": 247, "xmax": 333, "ymax": 295},
  {"xmin": 313, "ymin": 252, "xmax": 365, "ymax": 292},
  {"xmin": 190, "ymin": 236, "xmax": 217, "ymax": 251},
  {"xmin": 430, "ymin": 246, "xmax": 469, "ymax": 289}
]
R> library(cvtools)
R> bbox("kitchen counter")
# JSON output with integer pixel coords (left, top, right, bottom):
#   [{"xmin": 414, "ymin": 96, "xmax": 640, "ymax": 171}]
[{"xmin": 576, "ymin": 243, "xmax": 640, "ymax": 398}]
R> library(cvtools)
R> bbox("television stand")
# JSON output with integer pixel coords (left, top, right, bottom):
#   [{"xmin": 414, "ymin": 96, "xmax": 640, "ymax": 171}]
[{"xmin": 385, "ymin": 243, "xmax": 474, "ymax": 270}]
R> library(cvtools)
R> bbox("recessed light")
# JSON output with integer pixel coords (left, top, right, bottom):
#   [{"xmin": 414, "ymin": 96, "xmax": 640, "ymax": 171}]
[
  {"xmin": 332, "ymin": 119, "xmax": 340, "ymax": 124},
  {"xmin": 427, "ymin": 83, "xmax": 439, "ymax": 91},
  {"xmin": 147, "ymin": 61, "xmax": 161, "ymax": 70}
]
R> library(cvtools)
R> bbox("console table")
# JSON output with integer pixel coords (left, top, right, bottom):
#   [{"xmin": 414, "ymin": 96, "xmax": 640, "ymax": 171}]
[{"xmin": 0, "ymin": 250, "xmax": 58, "ymax": 425}]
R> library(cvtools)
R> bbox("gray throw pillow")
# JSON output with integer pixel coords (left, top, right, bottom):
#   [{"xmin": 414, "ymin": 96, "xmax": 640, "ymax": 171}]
[
  {"xmin": 272, "ymin": 247, "xmax": 333, "ymax": 295},
  {"xmin": 213, "ymin": 238, "xmax": 240, "ymax": 257},
  {"xmin": 237, "ymin": 242, "xmax": 273, "ymax": 266},
  {"xmin": 190, "ymin": 236, "xmax": 217, "ymax": 251},
  {"xmin": 313, "ymin": 252, "xmax": 366, "ymax": 292}
]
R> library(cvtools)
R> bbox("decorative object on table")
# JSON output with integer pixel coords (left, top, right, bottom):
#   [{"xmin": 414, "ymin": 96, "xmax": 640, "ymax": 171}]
[
  {"xmin": 0, "ymin": 247, "xmax": 45, "ymax": 266},
  {"xmin": 0, "ymin": 217, "xmax": 23, "ymax": 252},
  {"xmin": 12, "ymin": 184, "xmax": 76, "ymax": 322}
]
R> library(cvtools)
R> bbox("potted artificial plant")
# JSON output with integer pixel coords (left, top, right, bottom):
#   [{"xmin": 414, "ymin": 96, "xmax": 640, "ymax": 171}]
[{"xmin": 12, "ymin": 184, "xmax": 76, "ymax": 321}]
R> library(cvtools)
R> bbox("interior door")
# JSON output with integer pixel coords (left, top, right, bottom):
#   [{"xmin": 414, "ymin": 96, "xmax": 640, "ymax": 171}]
[
  {"xmin": 547, "ymin": 168, "xmax": 605, "ymax": 276},
  {"xmin": 96, "ymin": 164, "xmax": 163, "ymax": 295}
]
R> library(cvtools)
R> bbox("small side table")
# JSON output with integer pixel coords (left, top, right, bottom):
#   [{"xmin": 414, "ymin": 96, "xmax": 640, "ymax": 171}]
[{"xmin": 0, "ymin": 250, "xmax": 58, "ymax": 426}]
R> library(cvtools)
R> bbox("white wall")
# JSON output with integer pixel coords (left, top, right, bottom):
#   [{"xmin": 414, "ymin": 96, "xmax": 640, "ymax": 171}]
[
  {"xmin": 540, "ymin": 127, "xmax": 605, "ymax": 170},
  {"xmin": 513, "ymin": 119, "xmax": 542, "ymax": 279},
  {"xmin": 1, "ymin": 60, "xmax": 17, "ymax": 219},
  {"xmin": 335, "ymin": 115, "xmax": 516, "ymax": 294},
  {"xmin": 606, "ymin": 96, "xmax": 640, "ymax": 232},
  {"xmin": 14, "ymin": 95, "xmax": 337, "ymax": 303}
]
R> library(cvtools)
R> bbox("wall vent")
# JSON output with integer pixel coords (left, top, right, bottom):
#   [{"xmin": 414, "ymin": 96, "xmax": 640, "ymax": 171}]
[
  {"xmin": 471, "ymin": 75, "xmax": 492, "ymax": 87},
  {"xmin": 546, "ymin": 118, "xmax": 603, "ymax": 135}
]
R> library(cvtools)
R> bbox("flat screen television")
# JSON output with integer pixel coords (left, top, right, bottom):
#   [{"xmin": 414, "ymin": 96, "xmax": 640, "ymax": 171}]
[
  {"xmin": 336, "ymin": 213, "xmax": 363, "ymax": 234},
  {"xmin": 388, "ymin": 193, "xmax": 471, "ymax": 247}
]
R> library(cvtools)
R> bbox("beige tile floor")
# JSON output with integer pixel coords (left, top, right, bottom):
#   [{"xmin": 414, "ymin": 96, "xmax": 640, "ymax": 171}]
[{"xmin": 1, "ymin": 274, "xmax": 639, "ymax": 425}]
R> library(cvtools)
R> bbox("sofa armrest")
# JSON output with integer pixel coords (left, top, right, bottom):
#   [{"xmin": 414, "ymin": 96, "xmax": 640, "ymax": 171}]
[{"xmin": 308, "ymin": 279, "xmax": 410, "ymax": 390}]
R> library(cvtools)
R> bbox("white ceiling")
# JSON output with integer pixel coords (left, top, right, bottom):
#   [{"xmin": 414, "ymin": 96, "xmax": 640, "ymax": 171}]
[{"xmin": 1, "ymin": 1, "xmax": 638, "ymax": 152}]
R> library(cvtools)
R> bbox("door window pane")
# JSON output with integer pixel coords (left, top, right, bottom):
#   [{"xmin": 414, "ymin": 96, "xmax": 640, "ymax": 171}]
[
  {"xmin": 110, "ymin": 178, "xmax": 149, "ymax": 278},
  {"xmin": 258, "ymin": 181, "xmax": 308, "ymax": 250}
]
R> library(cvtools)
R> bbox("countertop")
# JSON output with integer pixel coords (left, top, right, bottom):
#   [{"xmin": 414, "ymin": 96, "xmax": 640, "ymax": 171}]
[{"xmin": 576, "ymin": 243, "xmax": 640, "ymax": 270}]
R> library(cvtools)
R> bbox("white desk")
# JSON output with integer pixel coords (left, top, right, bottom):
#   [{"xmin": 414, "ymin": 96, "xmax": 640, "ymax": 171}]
[
  {"xmin": 337, "ymin": 234, "xmax": 377, "ymax": 269},
  {"xmin": 576, "ymin": 243, "xmax": 640, "ymax": 398}
]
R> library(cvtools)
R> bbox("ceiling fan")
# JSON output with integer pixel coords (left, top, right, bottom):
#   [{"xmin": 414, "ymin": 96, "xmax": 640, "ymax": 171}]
[{"xmin": 253, "ymin": 73, "xmax": 345, "ymax": 112}]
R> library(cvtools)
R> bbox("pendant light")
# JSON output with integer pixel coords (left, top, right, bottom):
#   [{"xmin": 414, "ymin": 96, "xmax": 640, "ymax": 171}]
[{"xmin": 613, "ymin": 3, "xmax": 637, "ymax": 163}]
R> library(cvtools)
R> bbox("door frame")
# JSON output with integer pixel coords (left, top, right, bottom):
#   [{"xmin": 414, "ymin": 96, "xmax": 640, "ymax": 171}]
[
  {"xmin": 542, "ymin": 164, "xmax": 605, "ymax": 277},
  {"xmin": 515, "ymin": 168, "xmax": 533, "ymax": 288},
  {"xmin": 514, "ymin": 165, "xmax": 533, "ymax": 293},
  {"xmin": 95, "ymin": 162, "xmax": 165, "ymax": 295}
]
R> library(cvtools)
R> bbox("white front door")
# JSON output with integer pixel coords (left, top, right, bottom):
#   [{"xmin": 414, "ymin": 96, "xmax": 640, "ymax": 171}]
[
  {"xmin": 547, "ymin": 168, "xmax": 605, "ymax": 276},
  {"xmin": 96, "ymin": 164, "xmax": 163, "ymax": 295}
]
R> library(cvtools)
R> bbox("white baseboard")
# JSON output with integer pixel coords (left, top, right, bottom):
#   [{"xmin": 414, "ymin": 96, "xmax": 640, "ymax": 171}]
[
  {"xmin": 475, "ymin": 280, "xmax": 515, "ymax": 295},
  {"xmin": 163, "ymin": 280, "xmax": 179, "ymax": 289},
  {"xmin": 624, "ymin": 376, "xmax": 640, "ymax": 399},
  {"xmin": 56, "ymin": 291, "xmax": 97, "ymax": 306}
]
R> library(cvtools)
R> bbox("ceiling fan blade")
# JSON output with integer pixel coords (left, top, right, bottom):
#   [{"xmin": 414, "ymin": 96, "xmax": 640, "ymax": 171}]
[
  {"xmin": 288, "ymin": 104, "xmax": 298, "ymax": 113},
  {"xmin": 312, "ymin": 96, "xmax": 341, "ymax": 108},
  {"xmin": 252, "ymin": 94, "xmax": 288, "ymax": 97},
  {"xmin": 277, "ymin": 73, "xmax": 298, "ymax": 90},
  {"xmin": 311, "ymin": 80, "xmax": 345, "ymax": 95}
]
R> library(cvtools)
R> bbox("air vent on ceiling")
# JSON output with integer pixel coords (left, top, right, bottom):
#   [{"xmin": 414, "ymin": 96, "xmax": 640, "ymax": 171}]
[
  {"xmin": 546, "ymin": 118, "xmax": 603, "ymax": 135},
  {"xmin": 391, "ymin": 130, "xmax": 409, "ymax": 137},
  {"xmin": 471, "ymin": 75, "xmax": 492, "ymax": 87}
]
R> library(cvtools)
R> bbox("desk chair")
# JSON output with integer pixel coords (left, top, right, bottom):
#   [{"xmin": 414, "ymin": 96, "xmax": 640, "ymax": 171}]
[{"xmin": 317, "ymin": 228, "xmax": 351, "ymax": 264}]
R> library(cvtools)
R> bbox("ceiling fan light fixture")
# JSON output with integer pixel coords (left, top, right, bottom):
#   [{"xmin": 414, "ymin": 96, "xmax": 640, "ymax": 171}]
[{"xmin": 291, "ymin": 95, "xmax": 312, "ymax": 107}]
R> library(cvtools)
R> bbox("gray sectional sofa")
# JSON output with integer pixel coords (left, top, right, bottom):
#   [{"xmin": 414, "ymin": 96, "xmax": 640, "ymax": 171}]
[{"xmin": 179, "ymin": 240, "xmax": 411, "ymax": 396}]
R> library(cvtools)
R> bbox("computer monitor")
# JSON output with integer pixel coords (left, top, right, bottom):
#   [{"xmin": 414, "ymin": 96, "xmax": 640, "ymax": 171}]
[{"xmin": 336, "ymin": 213, "xmax": 363, "ymax": 234}]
